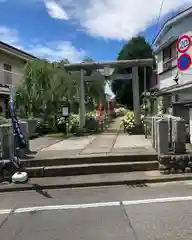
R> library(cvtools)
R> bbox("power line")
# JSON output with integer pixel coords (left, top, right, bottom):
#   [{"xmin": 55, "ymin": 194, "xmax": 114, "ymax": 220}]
[{"xmin": 156, "ymin": 0, "xmax": 164, "ymax": 35}]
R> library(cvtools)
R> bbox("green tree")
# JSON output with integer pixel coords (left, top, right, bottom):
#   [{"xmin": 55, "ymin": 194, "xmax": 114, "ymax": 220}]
[
  {"xmin": 15, "ymin": 57, "xmax": 105, "ymax": 126},
  {"xmin": 83, "ymin": 57, "xmax": 94, "ymax": 63},
  {"xmin": 15, "ymin": 59, "xmax": 71, "ymax": 128},
  {"xmin": 112, "ymin": 36, "xmax": 154, "ymax": 108}
]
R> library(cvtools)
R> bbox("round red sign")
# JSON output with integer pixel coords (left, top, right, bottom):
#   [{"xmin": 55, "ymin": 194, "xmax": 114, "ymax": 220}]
[{"xmin": 177, "ymin": 35, "xmax": 191, "ymax": 53}]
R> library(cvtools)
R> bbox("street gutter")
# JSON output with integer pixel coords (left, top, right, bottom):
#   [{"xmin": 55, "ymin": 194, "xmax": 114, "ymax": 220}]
[{"xmin": 1, "ymin": 172, "xmax": 192, "ymax": 193}]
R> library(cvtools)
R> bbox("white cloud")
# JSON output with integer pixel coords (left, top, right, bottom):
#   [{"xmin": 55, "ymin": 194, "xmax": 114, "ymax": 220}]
[
  {"xmin": 44, "ymin": 0, "xmax": 192, "ymax": 40},
  {"xmin": 0, "ymin": 26, "xmax": 86, "ymax": 62},
  {"xmin": 44, "ymin": 0, "xmax": 69, "ymax": 19},
  {"xmin": 27, "ymin": 41, "xmax": 86, "ymax": 62},
  {"xmin": 0, "ymin": 26, "xmax": 19, "ymax": 44}
]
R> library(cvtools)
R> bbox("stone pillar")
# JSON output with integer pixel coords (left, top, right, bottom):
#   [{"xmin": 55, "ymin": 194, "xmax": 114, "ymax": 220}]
[
  {"xmin": 151, "ymin": 117, "xmax": 155, "ymax": 148},
  {"xmin": 132, "ymin": 66, "xmax": 140, "ymax": 125},
  {"xmin": 19, "ymin": 121, "xmax": 30, "ymax": 153},
  {"xmin": 79, "ymin": 69, "xmax": 86, "ymax": 129},
  {"xmin": 157, "ymin": 119, "xmax": 169, "ymax": 155},
  {"xmin": 152, "ymin": 117, "xmax": 161, "ymax": 149},
  {"xmin": 0, "ymin": 124, "xmax": 14, "ymax": 159},
  {"xmin": 172, "ymin": 118, "xmax": 186, "ymax": 154},
  {"xmin": 24, "ymin": 119, "xmax": 37, "ymax": 138}
]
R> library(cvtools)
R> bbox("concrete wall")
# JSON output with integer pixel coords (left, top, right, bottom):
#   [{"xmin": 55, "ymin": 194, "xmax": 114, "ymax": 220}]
[
  {"xmin": 158, "ymin": 67, "xmax": 179, "ymax": 89},
  {"xmin": 172, "ymin": 104, "xmax": 189, "ymax": 123},
  {"xmin": 180, "ymin": 69, "xmax": 192, "ymax": 85},
  {"xmin": 170, "ymin": 88, "xmax": 192, "ymax": 104}
]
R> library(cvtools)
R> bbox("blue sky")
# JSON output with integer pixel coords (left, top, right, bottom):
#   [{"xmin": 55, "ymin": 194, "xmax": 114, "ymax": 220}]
[{"xmin": 0, "ymin": 0, "xmax": 192, "ymax": 62}]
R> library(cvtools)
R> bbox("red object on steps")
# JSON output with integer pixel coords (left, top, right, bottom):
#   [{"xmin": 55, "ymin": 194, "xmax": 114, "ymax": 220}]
[{"xmin": 98, "ymin": 104, "xmax": 103, "ymax": 121}]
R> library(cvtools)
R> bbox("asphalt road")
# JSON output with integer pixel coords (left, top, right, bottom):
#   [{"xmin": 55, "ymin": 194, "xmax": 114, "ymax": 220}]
[{"xmin": 1, "ymin": 181, "xmax": 192, "ymax": 239}]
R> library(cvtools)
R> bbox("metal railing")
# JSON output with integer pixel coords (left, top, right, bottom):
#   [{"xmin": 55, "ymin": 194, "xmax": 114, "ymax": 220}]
[
  {"xmin": 0, "ymin": 68, "xmax": 23, "ymax": 87},
  {"xmin": 163, "ymin": 57, "xmax": 177, "ymax": 71}
]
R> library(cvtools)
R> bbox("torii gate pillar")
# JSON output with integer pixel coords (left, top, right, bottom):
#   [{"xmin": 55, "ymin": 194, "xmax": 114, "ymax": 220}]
[
  {"xmin": 132, "ymin": 66, "xmax": 140, "ymax": 125},
  {"xmin": 79, "ymin": 69, "xmax": 86, "ymax": 128}
]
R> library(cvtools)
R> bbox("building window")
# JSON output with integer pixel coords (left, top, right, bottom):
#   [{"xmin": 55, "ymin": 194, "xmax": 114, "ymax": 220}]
[
  {"xmin": 163, "ymin": 41, "xmax": 177, "ymax": 71},
  {"xmin": 175, "ymin": 94, "xmax": 179, "ymax": 102},
  {"xmin": 3, "ymin": 63, "xmax": 12, "ymax": 85}
]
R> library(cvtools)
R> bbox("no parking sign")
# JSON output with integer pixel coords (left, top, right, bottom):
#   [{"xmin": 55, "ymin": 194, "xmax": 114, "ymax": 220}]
[{"xmin": 177, "ymin": 54, "xmax": 191, "ymax": 71}]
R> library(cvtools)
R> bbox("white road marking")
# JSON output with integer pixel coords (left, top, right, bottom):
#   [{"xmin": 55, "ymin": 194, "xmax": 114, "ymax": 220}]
[
  {"xmin": 14, "ymin": 201, "xmax": 120, "ymax": 213},
  {"xmin": 1, "ymin": 195, "xmax": 192, "ymax": 214},
  {"xmin": 123, "ymin": 196, "xmax": 192, "ymax": 205},
  {"xmin": 0, "ymin": 209, "xmax": 12, "ymax": 214}
]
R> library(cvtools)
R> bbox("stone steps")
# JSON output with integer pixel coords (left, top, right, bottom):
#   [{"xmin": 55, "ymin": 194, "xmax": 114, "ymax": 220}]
[
  {"xmin": 20, "ymin": 153, "xmax": 158, "ymax": 168},
  {"xmin": 24, "ymin": 161, "xmax": 159, "ymax": 178}
]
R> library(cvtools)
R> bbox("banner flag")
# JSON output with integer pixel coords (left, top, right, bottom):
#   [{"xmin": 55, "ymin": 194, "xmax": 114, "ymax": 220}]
[{"xmin": 10, "ymin": 86, "xmax": 26, "ymax": 150}]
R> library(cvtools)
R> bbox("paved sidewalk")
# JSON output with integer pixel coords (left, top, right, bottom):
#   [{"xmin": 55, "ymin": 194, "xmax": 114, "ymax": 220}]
[
  {"xmin": 29, "ymin": 115, "xmax": 152, "ymax": 157},
  {"xmin": 80, "ymin": 134, "xmax": 117, "ymax": 154},
  {"xmin": 30, "ymin": 136, "xmax": 64, "ymax": 152},
  {"xmin": 29, "ymin": 133, "xmax": 155, "ymax": 159},
  {"xmin": 106, "ymin": 117, "xmax": 122, "ymax": 132}
]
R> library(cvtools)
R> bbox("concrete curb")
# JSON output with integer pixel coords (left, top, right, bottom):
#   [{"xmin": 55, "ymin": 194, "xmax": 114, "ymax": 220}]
[{"xmin": 1, "ymin": 175, "xmax": 192, "ymax": 193}]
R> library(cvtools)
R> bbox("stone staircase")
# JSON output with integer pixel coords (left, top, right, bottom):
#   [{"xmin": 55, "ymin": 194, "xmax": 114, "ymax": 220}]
[
  {"xmin": 21, "ymin": 152, "xmax": 158, "ymax": 178},
  {"xmin": 15, "ymin": 132, "xmax": 158, "ymax": 180}
]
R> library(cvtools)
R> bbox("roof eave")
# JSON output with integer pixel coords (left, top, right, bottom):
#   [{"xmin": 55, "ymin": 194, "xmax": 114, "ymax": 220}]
[
  {"xmin": 153, "ymin": 6, "xmax": 192, "ymax": 46},
  {"xmin": 0, "ymin": 41, "xmax": 37, "ymax": 61},
  {"xmin": 154, "ymin": 36, "xmax": 178, "ymax": 53}
]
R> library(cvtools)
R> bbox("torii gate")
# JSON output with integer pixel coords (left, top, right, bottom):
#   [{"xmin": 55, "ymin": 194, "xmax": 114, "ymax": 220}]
[{"xmin": 64, "ymin": 59, "xmax": 153, "ymax": 128}]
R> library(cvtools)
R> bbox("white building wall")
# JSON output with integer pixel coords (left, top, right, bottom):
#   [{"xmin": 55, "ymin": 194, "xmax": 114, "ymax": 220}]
[
  {"xmin": 0, "ymin": 50, "xmax": 26, "ymax": 86},
  {"xmin": 157, "ymin": 51, "xmax": 163, "ymax": 74},
  {"xmin": 0, "ymin": 50, "xmax": 27, "ymax": 117},
  {"xmin": 156, "ymin": 15, "xmax": 192, "ymax": 90},
  {"xmin": 157, "ymin": 15, "xmax": 192, "ymax": 48},
  {"xmin": 159, "ymin": 67, "xmax": 179, "ymax": 89}
]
